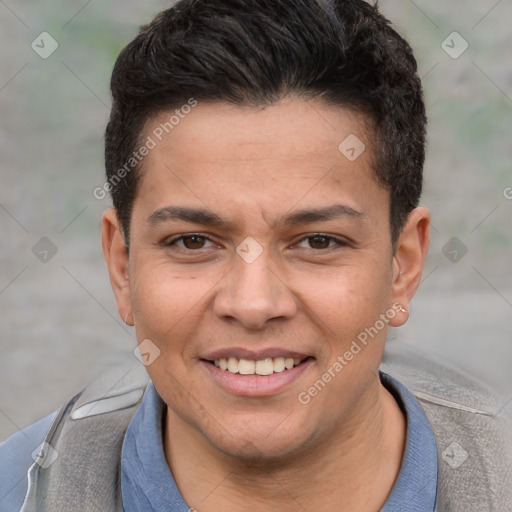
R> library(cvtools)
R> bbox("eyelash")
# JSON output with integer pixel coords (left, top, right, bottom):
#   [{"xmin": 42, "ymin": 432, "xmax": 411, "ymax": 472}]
[
  {"xmin": 166, "ymin": 234, "xmax": 218, "ymax": 250},
  {"xmin": 165, "ymin": 233, "xmax": 349, "ymax": 251},
  {"xmin": 296, "ymin": 234, "xmax": 349, "ymax": 250}
]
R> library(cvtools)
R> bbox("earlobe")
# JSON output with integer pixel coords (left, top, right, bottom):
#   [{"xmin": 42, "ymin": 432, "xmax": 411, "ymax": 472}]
[
  {"xmin": 389, "ymin": 207, "xmax": 430, "ymax": 327},
  {"xmin": 101, "ymin": 208, "xmax": 133, "ymax": 325}
]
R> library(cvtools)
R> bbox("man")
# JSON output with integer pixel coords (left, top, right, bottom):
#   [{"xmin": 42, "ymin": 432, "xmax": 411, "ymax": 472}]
[{"xmin": 1, "ymin": 0, "xmax": 511, "ymax": 511}]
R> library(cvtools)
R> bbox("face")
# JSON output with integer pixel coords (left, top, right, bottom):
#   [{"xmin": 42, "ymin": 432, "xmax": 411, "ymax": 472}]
[{"xmin": 103, "ymin": 97, "xmax": 429, "ymax": 461}]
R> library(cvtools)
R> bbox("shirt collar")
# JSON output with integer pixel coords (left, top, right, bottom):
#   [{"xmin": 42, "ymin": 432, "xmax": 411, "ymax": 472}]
[
  {"xmin": 122, "ymin": 375, "xmax": 437, "ymax": 511},
  {"xmin": 121, "ymin": 382, "xmax": 190, "ymax": 512},
  {"xmin": 379, "ymin": 372, "xmax": 438, "ymax": 512}
]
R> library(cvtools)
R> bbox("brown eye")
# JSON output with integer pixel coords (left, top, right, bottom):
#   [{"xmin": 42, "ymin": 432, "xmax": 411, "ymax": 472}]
[
  {"xmin": 165, "ymin": 233, "xmax": 220, "ymax": 255},
  {"xmin": 295, "ymin": 234, "xmax": 348, "ymax": 251},
  {"xmin": 307, "ymin": 235, "xmax": 331, "ymax": 249},
  {"xmin": 181, "ymin": 235, "xmax": 207, "ymax": 249}
]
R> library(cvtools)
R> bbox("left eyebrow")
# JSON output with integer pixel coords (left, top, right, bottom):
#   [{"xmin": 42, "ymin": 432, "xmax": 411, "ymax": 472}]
[{"xmin": 281, "ymin": 204, "xmax": 366, "ymax": 226}]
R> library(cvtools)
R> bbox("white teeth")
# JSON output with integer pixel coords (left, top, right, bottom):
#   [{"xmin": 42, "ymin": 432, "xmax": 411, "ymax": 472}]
[
  {"xmin": 273, "ymin": 357, "xmax": 285, "ymax": 373},
  {"xmin": 255, "ymin": 358, "xmax": 274, "ymax": 376},
  {"xmin": 213, "ymin": 356, "xmax": 305, "ymax": 375},
  {"xmin": 227, "ymin": 357, "xmax": 239, "ymax": 373},
  {"xmin": 238, "ymin": 359, "xmax": 255, "ymax": 375}
]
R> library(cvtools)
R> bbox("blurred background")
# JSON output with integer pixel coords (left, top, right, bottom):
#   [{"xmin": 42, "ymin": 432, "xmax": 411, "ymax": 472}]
[{"xmin": 1, "ymin": 0, "xmax": 511, "ymax": 442}]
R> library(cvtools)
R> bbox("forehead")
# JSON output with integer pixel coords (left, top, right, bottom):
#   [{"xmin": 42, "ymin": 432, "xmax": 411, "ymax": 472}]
[
  {"xmin": 144, "ymin": 97, "xmax": 373, "ymax": 165},
  {"xmin": 134, "ymin": 98, "xmax": 387, "ymax": 226}
]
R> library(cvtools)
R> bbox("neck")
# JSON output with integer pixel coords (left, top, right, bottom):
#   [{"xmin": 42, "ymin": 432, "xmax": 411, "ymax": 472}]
[{"xmin": 164, "ymin": 376, "xmax": 406, "ymax": 512}]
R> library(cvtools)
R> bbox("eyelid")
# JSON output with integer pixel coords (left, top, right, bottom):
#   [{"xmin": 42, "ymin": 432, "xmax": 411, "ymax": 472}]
[
  {"xmin": 163, "ymin": 232, "xmax": 351, "ymax": 251},
  {"xmin": 165, "ymin": 233, "xmax": 218, "ymax": 249},
  {"xmin": 293, "ymin": 233, "xmax": 351, "ymax": 249}
]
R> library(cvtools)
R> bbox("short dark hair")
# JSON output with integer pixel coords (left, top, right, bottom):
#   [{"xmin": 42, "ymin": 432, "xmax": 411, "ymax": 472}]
[{"xmin": 105, "ymin": 0, "xmax": 426, "ymax": 247}]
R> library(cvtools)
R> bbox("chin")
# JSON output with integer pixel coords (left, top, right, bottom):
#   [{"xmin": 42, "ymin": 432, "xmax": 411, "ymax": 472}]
[
  {"xmin": 201, "ymin": 414, "xmax": 316, "ymax": 465},
  {"xmin": 218, "ymin": 437, "xmax": 305, "ymax": 466}
]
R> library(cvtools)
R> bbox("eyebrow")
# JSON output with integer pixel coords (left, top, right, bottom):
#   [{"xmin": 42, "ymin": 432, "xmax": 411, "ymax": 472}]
[
  {"xmin": 147, "ymin": 206, "xmax": 229, "ymax": 227},
  {"xmin": 281, "ymin": 204, "xmax": 365, "ymax": 226},
  {"xmin": 146, "ymin": 204, "xmax": 365, "ymax": 229}
]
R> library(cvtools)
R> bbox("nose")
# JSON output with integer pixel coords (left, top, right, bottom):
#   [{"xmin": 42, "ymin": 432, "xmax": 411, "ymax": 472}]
[{"xmin": 213, "ymin": 251, "xmax": 297, "ymax": 330}]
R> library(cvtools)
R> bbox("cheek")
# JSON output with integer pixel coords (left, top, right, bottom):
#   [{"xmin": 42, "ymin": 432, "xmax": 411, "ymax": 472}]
[
  {"xmin": 306, "ymin": 263, "xmax": 393, "ymax": 368},
  {"xmin": 129, "ymin": 261, "xmax": 207, "ymax": 344},
  {"xmin": 293, "ymin": 261, "xmax": 391, "ymax": 325}
]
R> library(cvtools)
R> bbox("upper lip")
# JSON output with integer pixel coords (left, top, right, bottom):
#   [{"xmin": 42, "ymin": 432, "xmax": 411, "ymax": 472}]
[{"xmin": 201, "ymin": 348, "xmax": 313, "ymax": 361}]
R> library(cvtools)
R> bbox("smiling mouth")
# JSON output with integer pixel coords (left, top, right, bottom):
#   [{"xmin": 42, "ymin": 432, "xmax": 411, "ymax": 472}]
[{"xmin": 203, "ymin": 356, "xmax": 313, "ymax": 376}]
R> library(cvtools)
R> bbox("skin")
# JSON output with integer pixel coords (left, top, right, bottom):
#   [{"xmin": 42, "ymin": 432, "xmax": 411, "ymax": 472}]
[{"xmin": 102, "ymin": 97, "xmax": 430, "ymax": 512}]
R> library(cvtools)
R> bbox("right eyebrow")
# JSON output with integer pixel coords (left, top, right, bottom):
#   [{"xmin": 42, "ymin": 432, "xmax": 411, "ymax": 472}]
[{"xmin": 147, "ymin": 206, "xmax": 234, "ymax": 229}]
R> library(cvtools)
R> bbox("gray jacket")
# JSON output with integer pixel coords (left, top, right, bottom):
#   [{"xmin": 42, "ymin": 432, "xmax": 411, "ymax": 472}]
[{"xmin": 17, "ymin": 340, "xmax": 512, "ymax": 511}]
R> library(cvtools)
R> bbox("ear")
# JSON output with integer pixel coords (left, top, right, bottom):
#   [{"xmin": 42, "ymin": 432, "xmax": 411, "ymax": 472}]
[
  {"xmin": 101, "ymin": 208, "xmax": 133, "ymax": 326},
  {"xmin": 389, "ymin": 207, "xmax": 430, "ymax": 327}
]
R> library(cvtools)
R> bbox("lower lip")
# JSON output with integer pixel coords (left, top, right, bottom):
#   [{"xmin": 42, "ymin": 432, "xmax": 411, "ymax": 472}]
[{"xmin": 201, "ymin": 359, "xmax": 314, "ymax": 397}]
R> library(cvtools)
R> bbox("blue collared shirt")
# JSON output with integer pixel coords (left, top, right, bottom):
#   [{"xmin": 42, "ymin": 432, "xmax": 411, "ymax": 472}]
[{"xmin": 121, "ymin": 372, "xmax": 437, "ymax": 511}]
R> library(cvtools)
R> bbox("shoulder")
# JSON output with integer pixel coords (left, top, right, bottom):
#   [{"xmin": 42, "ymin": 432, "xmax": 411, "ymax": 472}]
[
  {"xmin": 382, "ymin": 338, "xmax": 510, "ymax": 419},
  {"xmin": 0, "ymin": 411, "xmax": 58, "ymax": 512},
  {"xmin": 0, "ymin": 354, "xmax": 150, "ymax": 512},
  {"xmin": 382, "ymin": 339, "xmax": 512, "ymax": 510}
]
